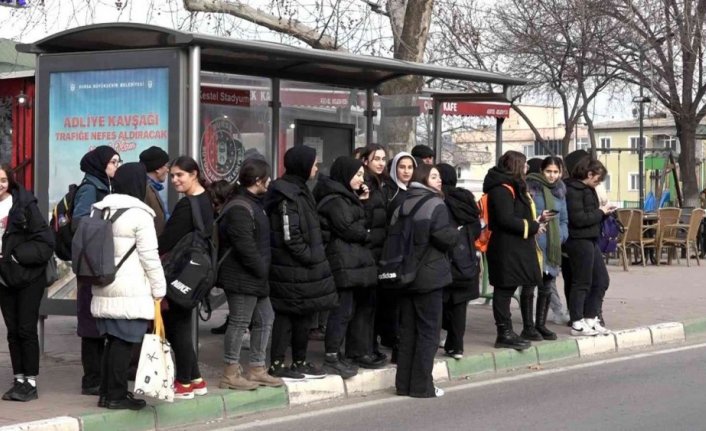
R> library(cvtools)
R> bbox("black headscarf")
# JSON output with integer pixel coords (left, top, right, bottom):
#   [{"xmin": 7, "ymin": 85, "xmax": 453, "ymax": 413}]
[
  {"xmin": 437, "ymin": 163, "xmax": 479, "ymax": 224},
  {"xmin": 79, "ymin": 145, "xmax": 118, "ymax": 187},
  {"xmin": 113, "ymin": 162, "xmax": 147, "ymax": 202},
  {"xmin": 330, "ymin": 156, "xmax": 363, "ymax": 192},
  {"xmin": 284, "ymin": 145, "xmax": 317, "ymax": 182},
  {"xmin": 437, "ymin": 163, "xmax": 457, "ymax": 187}
]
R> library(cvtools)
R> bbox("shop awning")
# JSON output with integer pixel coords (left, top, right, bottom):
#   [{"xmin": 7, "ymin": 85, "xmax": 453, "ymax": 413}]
[{"xmin": 17, "ymin": 23, "xmax": 526, "ymax": 89}]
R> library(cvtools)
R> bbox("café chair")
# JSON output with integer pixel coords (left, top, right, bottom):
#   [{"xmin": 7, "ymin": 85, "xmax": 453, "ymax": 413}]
[{"xmin": 662, "ymin": 208, "xmax": 705, "ymax": 267}]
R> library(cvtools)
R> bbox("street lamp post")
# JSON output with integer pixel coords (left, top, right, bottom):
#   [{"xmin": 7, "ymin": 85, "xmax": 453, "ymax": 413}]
[{"xmin": 633, "ymin": 48, "xmax": 651, "ymax": 209}]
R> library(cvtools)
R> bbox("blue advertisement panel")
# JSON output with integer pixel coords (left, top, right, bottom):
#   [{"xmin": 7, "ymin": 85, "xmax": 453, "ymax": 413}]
[{"xmin": 48, "ymin": 67, "xmax": 169, "ymax": 206}]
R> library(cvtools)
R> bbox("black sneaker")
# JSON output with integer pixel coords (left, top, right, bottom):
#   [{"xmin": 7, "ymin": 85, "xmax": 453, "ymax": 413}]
[
  {"xmin": 352, "ymin": 354, "xmax": 387, "ymax": 369},
  {"xmin": 268, "ymin": 360, "xmax": 305, "ymax": 381},
  {"xmin": 10, "ymin": 381, "xmax": 37, "ymax": 402},
  {"xmin": 291, "ymin": 361, "xmax": 327, "ymax": 379},
  {"xmin": 1, "ymin": 380, "xmax": 22, "ymax": 401},
  {"xmin": 106, "ymin": 393, "xmax": 146, "ymax": 411},
  {"xmin": 322, "ymin": 357, "xmax": 357, "ymax": 379}
]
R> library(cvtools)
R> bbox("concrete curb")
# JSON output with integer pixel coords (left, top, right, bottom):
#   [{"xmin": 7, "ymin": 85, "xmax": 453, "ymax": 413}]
[{"xmin": 8, "ymin": 319, "xmax": 704, "ymax": 430}]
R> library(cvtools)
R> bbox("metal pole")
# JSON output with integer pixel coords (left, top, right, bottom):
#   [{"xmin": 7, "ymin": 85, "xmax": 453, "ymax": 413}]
[
  {"xmin": 496, "ymin": 117, "xmax": 505, "ymax": 163},
  {"xmin": 638, "ymin": 49, "xmax": 645, "ymax": 209},
  {"xmin": 432, "ymin": 98, "xmax": 442, "ymax": 163},
  {"xmin": 188, "ymin": 45, "xmax": 201, "ymax": 161},
  {"xmin": 271, "ymin": 79, "xmax": 281, "ymax": 178},
  {"xmin": 366, "ymin": 88, "xmax": 375, "ymax": 146}
]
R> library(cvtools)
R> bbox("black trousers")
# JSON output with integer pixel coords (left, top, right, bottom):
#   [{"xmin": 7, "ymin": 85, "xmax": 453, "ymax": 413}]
[
  {"xmin": 163, "ymin": 304, "xmax": 201, "ymax": 384},
  {"xmin": 271, "ymin": 312, "xmax": 311, "ymax": 364},
  {"xmin": 442, "ymin": 299, "xmax": 467, "ymax": 353},
  {"xmin": 82, "ymin": 337, "xmax": 105, "ymax": 389},
  {"xmin": 565, "ymin": 238, "xmax": 610, "ymax": 322},
  {"xmin": 561, "ymin": 253, "xmax": 572, "ymax": 308},
  {"xmin": 324, "ymin": 290, "xmax": 354, "ymax": 354},
  {"xmin": 346, "ymin": 287, "xmax": 375, "ymax": 358},
  {"xmin": 396, "ymin": 289, "xmax": 442, "ymax": 398},
  {"xmin": 492, "ymin": 286, "xmax": 517, "ymax": 328},
  {"xmin": 0, "ymin": 278, "xmax": 44, "ymax": 377},
  {"xmin": 100, "ymin": 335, "xmax": 133, "ymax": 401},
  {"xmin": 375, "ymin": 288, "xmax": 399, "ymax": 347}
]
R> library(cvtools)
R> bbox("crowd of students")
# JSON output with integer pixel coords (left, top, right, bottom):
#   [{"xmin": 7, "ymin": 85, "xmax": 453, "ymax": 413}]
[{"xmin": 0, "ymin": 142, "xmax": 614, "ymax": 406}]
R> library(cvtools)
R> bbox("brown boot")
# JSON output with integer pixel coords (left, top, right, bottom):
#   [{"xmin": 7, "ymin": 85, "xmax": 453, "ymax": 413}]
[
  {"xmin": 219, "ymin": 363, "xmax": 258, "ymax": 391},
  {"xmin": 246, "ymin": 366, "xmax": 284, "ymax": 387}
]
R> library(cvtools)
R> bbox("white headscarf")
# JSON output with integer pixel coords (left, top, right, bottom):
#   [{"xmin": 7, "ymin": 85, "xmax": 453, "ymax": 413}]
[{"xmin": 389, "ymin": 151, "xmax": 418, "ymax": 191}]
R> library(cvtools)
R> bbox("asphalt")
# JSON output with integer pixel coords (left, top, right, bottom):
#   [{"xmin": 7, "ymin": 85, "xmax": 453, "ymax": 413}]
[{"xmin": 0, "ymin": 258, "xmax": 705, "ymax": 429}]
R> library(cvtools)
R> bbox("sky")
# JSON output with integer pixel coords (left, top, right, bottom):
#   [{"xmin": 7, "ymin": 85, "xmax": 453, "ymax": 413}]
[{"xmin": 0, "ymin": 0, "xmax": 635, "ymax": 122}]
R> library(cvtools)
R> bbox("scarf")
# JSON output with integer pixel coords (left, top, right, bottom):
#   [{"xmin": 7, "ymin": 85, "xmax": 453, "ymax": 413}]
[{"xmin": 527, "ymin": 172, "xmax": 561, "ymax": 268}]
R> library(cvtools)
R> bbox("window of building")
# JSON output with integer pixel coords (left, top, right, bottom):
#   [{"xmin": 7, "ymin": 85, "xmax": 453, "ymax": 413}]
[
  {"xmin": 599, "ymin": 137, "xmax": 611, "ymax": 149},
  {"xmin": 533, "ymin": 139, "xmax": 561, "ymax": 156},
  {"xmin": 629, "ymin": 136, "xmax": 646, "ymax": 154},
  {"xmin": 523, "ymin": 144, "xmax": 535, "ymax": 158},
  {"xmin": 576, "ymin": 137, "xmax": 589, "ymax": 152},
  {"xmin": 628, "ymin": 172, "xmax": 643, "ymax": 191},
  {"xmin": 656, "ymin": 135, "xmax": 679, "ymax": 152}
]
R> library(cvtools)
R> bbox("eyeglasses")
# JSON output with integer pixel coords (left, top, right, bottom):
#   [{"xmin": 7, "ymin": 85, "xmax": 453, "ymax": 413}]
[{"xmin": 110, "ymin": 159, "xmax": 123, "ymax": 166}]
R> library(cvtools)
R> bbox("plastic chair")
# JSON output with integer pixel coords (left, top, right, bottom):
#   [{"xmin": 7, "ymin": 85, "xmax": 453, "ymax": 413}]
[
  {"xmin": 654, "ymin": 207, "xmax": 681, "ymax": 264},
  {"xmin": 662, "ymin": 208, "xmax": 705, "ymax": 267},
  {"xmin": 615, "ymin": 209, "xmax": 635, "ymax": 271}
]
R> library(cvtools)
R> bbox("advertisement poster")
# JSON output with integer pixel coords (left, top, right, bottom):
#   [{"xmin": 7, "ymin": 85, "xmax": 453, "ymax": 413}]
[{"xmin": 48, "ymin": 68, "xmax": 169, "ymax": 206}]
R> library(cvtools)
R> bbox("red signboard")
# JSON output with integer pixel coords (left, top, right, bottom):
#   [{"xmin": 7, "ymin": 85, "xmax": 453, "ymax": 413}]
[{"xmin": 201, "ymin": 86, "xmax": 251, "ymax": 107}]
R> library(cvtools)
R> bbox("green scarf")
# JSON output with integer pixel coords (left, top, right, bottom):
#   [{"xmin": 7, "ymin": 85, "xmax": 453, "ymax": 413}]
[{"xmin": 527, "ymin": 172, "xmax": 561, "ymax": 268}]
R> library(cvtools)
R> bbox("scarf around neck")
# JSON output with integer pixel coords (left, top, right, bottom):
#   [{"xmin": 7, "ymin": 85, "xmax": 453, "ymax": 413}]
[{"xmin": 527, "ymin": 172, "xmax": 561, "ymax": 268}]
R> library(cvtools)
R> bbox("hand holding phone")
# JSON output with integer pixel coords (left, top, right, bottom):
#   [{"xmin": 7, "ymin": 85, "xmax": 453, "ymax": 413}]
[{"xmin": 539, "ymin": 209, "xmax": 558, "ymax": 223}]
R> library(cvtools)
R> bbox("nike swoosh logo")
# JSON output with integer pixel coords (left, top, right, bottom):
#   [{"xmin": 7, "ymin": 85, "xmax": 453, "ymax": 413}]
[{"xmin": 189, "ymin": 260, "xmax": 200, "ymax": 266}]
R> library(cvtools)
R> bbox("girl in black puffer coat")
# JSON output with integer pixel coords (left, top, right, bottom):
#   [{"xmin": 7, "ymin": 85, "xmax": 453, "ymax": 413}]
[
  {"xmin": 345, "ymin": 144, "xmax": 389, "ymax": 368},
  {"xmin": 436, "ymin": 163, "xmax": 481, "ymax": 359},
  {"xmin": 217, "ymin": 159, "xmax": 283, "ymax": 391},
  {"xmin": 0, "ymin": 166, "xmax": 54, "ymax": 402},
  {"xmin": 393, "ymin": 164, "xmax": 459, "ymax": 399},
  {"xmin": 314, "ymin": 156, "xmax": 377, "ymax": 379},
  {"xmin": 265, "ymin": 145, "xmax": 337, "ymax": 380}
]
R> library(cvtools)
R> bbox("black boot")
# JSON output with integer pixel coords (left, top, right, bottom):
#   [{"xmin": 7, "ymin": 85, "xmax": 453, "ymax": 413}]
[
  {"xmin": 535, "ymin": 293, "xmax": 557, "ymax": 340},
  {"xmin": 495, "ymin": 323, "xmax": 531, "ymax": 350},
  {"xmin": 519, "ymin": 292, "xmax": 542, "ymax": 341}
]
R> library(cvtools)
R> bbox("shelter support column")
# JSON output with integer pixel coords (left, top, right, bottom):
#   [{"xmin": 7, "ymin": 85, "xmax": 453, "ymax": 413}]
[
  {"xmin": 366, "ymin": 88, "xmax": 375, "ymax": 146},
  {"xmin": 271, "ymin": 79, "xmax": 281, "ymax": 178},
  {"xmin": 433, "ymin": 98, "xmax": 442, "ymax": 163},
  {"xmin": 188, "ymin": 45, "xmax": 201, "ymax": 161},
  {"xmin": 496, "ymin": 117, "xmax": 504, "ymax": 163}
]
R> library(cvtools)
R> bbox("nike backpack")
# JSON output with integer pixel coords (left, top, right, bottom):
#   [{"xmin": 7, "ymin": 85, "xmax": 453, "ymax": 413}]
[
  {"xmin": 51, "ymin": 181, "xmax": 86, "ymax": 261},
  {"xmin": 162, "ymin": 196, "xmax": 217, "ymax": 309}
]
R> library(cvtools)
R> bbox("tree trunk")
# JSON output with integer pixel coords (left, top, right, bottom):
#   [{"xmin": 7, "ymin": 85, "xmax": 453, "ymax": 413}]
[{"xmin": 676, "ymin": 118, "xmax": 700, "ymax": 207}]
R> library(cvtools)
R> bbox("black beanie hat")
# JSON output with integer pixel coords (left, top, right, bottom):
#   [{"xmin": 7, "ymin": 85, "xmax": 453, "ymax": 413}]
[
  {"xmin": 411, "ymin": 145, "xmax": 435, "ymax": 159},
  {"xmin": 284, "ymin": 145, "xmax": 317, "ymax": 181},
  {"xmin": 139, "ymin": 146, "xmax": 170, "ymax": 172},
  {"xmin": 113, "ymin": 162, "xmax": 147, "ymax": 202},
  {"xmin": 564, "ymin": 150, "xmax": 590, "ymax": 177},
  {"xmin": 436, "ymin": 163, "xmax": 457, "ymax": 187},
  {"xmin": 527, "ymin": 158, "xmax": 543, "ymax": 174},
  {"xmin": 330, "ymin": 156, "xmax": 363, "ymax": 192}
]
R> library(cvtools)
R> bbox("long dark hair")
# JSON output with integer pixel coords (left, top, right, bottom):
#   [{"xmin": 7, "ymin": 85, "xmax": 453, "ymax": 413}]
[
  {"xmin": 207, "ymin": 180, "xmax": 233, "ymax": 213},
  {"xmin": 361, "ymin": 144, "xmax": 389, "ymax": 185},
  {"xmin": 571, "ymin": 157, "xmax": 607, "ymax": 181},
  {"xmin": 499, "ymin": 150, "xmax": 527, "ymax": 183},
  {"xmin": 171, "ymin": 156, "xmax": 208, "ymax": 188}
]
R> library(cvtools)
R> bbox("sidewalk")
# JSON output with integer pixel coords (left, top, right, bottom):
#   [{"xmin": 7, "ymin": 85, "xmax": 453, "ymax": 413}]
[{"xmin": 1, "ymin": 260, "xmax": 705, "ymax": 430}]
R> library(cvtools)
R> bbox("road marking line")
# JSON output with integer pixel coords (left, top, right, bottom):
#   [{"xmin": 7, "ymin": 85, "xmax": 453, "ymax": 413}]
[{"xmin": 228, "ymin": 342, "xmax": 706, "ymax": 430}]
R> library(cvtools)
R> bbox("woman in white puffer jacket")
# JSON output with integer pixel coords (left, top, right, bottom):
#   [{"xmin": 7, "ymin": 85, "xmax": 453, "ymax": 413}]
[{"xmin": 90, "ymin": 162, "xmax": 166, "ymax": 411}]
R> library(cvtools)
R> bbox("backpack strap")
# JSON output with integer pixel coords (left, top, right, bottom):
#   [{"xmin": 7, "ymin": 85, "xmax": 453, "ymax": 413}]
[
  {"xmin": 501, "ymin": 184, "xmax": 516, "ymax": 199},
  {"xmin": 105, "ymin": 208, "xmax": 136, "ymax": 272},
  {"xmin": 187, "ymin": 196, "xmax": 209, "ymax": 237},
  {"xmin": 400, "ymin": 194, "xmax": 436, "ymax": 218},
  {"xmin": 215, "ymin": 197, "xmax": 256, "ymax": 268}
]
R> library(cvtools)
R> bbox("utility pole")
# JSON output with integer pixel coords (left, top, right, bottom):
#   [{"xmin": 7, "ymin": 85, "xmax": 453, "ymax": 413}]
[{"xmin": 633, "ymin": 48, "xmax": 651, "ymax": 209}]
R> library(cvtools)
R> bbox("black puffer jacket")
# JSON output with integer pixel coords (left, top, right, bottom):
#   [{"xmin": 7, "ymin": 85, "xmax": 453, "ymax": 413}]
[
  {"xmin": 313, "ymin": 176, "xmax": 377, "ymax": 290},
  {"xmin": 395, "ymin": 183, "xmax": 459, "ymax": 293},
  {"xmin": 565, "ymin": 178, "xmax": 604, "ymax": 240},
  {"xmin": 363, "ymin": 173, "xmax": 388, "ymax": 261},
  {"xmin": 483, "ymin": 167, "xmax": 542, "ymax": 288},
  {"xmin": 217, "ymin": 191, "xmax": 271, "ymax": 297},
  {"xmin": 444, "ymin": 186, "xmax": 481, "ymax": 298},
  {"xmin": 264, "ymin": 175, "xmax": 337, "ymax": 315},
  {"xmin": 0, "ymin": 184, "xmax": 55, "ymax": 289}
]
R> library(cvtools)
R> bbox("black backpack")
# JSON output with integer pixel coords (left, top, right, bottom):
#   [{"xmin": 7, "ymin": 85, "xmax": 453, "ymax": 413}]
[
  {"xmin": 449, "ymin": 223, "xmax": 480, "ymax": 282},
  {"xmin": 378, "ymin": 195, "xmax": 434, "ymax": 288},
  {"xmin": 162, "ymin": 197, "xmax": 217, "ymax": 310},
  {"xmin": 50, "ymin": 181, "xmax": 87, "ymax": 261},
  {"xmin": 71, "ymin": 208, "xmax": 135, "ymax": 286}
]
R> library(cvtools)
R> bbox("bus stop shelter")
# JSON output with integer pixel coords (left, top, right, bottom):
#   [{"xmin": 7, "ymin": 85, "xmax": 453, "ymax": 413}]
[{"xmin": 16, "ymin": 23, "xmax": 525, "ymax": 350}]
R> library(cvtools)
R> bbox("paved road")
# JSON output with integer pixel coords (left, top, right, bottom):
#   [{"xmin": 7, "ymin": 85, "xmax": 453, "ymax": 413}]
[{"xmin": 222, "ymin": 344, "xmax": 706, "ymax": 431}]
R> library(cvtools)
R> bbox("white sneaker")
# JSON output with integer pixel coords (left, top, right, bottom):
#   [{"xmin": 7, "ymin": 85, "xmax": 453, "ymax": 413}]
[
  {"xmin": 570, "ymin": 319, "xmax": 598, "ymax": 336},
  {"xmin": 434, "ymin": 386, "xmax": 445, "ymax": 397},
  {"xmin": 550, "ymin": 311, "xmax": 570, "ymax": 325},
  {"xmin": 586, "ymin": 317, "xmax": 611, "ymax": 336}
]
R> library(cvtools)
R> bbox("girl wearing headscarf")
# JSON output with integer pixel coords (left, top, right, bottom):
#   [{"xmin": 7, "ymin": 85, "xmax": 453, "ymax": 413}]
[
  {"xmin": 525, "ymin": 157, "xmax": 569, "ymax": 341},
  {"xmin": 264, "ymin": 145, "xmax": 337, "ymax": 380},
  {"xmin": 436, "ymin": 163, "xmax": 481, "ymax": 359},
  {"xmin": 90, "ymin": 163, "xmax": 166, "ymax": 410},
  {"xmin": 376, "ymin": 151, "xmax": 417, "ymax": 361},
  {"xmin": 313, "ymin": 156, "xmax": 377, "ymax": 379},
  {"xmin": 0, "ymin": 165, "xmax": 54, "ymax": 402},
  {"xmin": 72, "ymin": 145, "xmax": 121, "ymax": 397}
]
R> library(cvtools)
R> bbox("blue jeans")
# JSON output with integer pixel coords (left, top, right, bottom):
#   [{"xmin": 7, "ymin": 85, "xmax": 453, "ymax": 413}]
[{"xmin": 224, "ymin": 293, "xmax": 274, "ymax": 367}]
